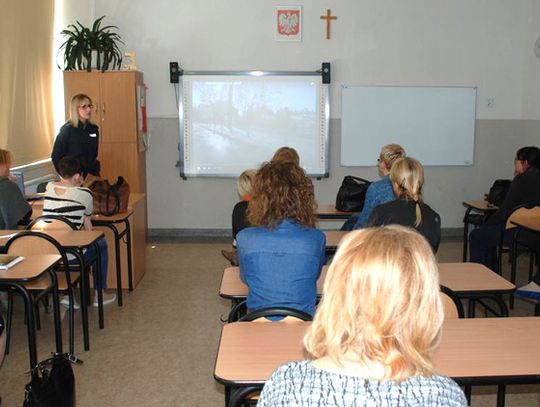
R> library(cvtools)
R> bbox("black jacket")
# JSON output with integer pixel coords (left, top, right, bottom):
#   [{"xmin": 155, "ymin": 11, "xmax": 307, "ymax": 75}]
[{"xmin": 51, "ymin": 122, "xmax": 100, "ymax": 176}]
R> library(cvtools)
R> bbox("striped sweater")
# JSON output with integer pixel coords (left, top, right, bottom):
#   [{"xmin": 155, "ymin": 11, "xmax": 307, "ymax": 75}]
[{"xmin": 43, "ymin": 183, "xmax": 93, "ymax": 229}]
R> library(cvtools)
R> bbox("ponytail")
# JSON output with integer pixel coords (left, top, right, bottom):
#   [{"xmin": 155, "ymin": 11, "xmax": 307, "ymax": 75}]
[{"xmin": 390, "ymin": 158, "xmax": 425, "ymax": 226}]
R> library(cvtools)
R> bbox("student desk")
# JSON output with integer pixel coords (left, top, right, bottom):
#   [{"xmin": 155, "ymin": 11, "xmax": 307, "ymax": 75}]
[
  {"xmin": 462, "ymin": 200, "xmax": 498, "ymax": 262},
  {"xmin": 315, "ymin": 204, "xmax": 358, "ymax": 220},
  {"xmin": 324, "ymin": 230, "xmax": 347, "ymax": 255},
  {"xmin": 0, "ymin": 229, "xmax": 104, "ymax": 351},
  {"xmin": 220, "ymin": 262, "xmax": 514, "ymax": 317},
  {"xmin": 0, "ymin": 254, "xmax": 62, "ymax": 369},
  {"xmin": 214, "ymin": 317, "xmax": 540, "ymax": 407},
  {"xmin": 29, "ymin": 192, "xmax": 147, "ymax": 292}
]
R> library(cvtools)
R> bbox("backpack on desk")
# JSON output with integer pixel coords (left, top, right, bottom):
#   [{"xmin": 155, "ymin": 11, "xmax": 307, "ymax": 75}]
[
  {"xmin": 486, "ymin": 179, "xmax": 511, "ymax": 207},
  {"xmin": 335, "ymin": 176, "xmax": 371, "ymax": 212}
]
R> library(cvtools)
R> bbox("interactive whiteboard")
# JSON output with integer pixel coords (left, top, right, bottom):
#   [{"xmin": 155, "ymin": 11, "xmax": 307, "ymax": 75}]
[
  {"xmin": 341, "ymin": 86, "xmax": 476, "ymax": 166},
  {"xmin": 179, "ymin": 72, "xmax": 329, "ymax": 177}
]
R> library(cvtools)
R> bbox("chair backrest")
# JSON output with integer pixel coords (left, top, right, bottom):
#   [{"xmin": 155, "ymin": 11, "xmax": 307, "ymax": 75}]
[
  {"xmin": 505, "ymin": 205, "xmax": 540, "ymax": 230},
  {"xmin": 4, "ymin": 231, "xmax": 69, "ymax": 267},
  {"xmin": 440, "ymin": 285, "xmax": 464, "ymax": 319},
  {"xmin": 27, "ymin": 215, "xmax": 77, "ymax": 231},
  {"xmin": 239, "ymin": 307, "xmax": 313, "ymax": 322}
]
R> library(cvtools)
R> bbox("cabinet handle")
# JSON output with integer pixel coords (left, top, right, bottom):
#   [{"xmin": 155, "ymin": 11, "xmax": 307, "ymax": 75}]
[{"xmin": 102, "ymin": 102, "xmax": 106, "ymax": 118}]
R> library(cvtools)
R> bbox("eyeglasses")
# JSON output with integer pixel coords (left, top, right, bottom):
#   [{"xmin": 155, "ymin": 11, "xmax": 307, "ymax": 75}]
[{"xmin": 79, "ymin": 104, "xmax": 94, "ymax": 110}]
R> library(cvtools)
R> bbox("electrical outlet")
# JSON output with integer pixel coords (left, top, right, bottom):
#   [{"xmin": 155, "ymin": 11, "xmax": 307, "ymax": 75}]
[
  {"xmin": 170, "ymin": 62, "xmax": 179, "ymax": 84},
  {"xmin": 486, "ymin": 97, "xmax": 495, "ymax": 108}
]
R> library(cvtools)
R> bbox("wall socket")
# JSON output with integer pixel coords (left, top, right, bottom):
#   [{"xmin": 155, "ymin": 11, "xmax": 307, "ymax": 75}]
[{"xmin": 486, "ymin": 97, "xmax": 495, "ymax": 108}]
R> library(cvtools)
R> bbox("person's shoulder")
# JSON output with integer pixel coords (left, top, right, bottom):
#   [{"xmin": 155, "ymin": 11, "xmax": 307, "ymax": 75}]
[
  {"xmin": 75, "ymin": 187, "xmax": 93, "ymax": 197},
  {"xmin": 411, "ymin": 375, "xmax": 467, "ymax": 405},
  {"xmin": 58, "ymin": 122, "xmax": 73, "ymax": 134},
  {"xmin": 269, "ymin": 360, "xmax": 312, "ymax": 380},
  {"xmin": 0, "ymin": 177, "xmax": 20, "ymax": 194}
]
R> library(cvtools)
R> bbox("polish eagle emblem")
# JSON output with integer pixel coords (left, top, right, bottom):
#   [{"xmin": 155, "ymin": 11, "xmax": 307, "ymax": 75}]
[{"xmin": 277, "ymin": 10, "xmax": 300, "ymax": 36}]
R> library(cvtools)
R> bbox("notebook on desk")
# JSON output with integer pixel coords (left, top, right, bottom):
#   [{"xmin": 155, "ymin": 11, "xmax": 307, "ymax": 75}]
[{"xmin": 0, "ymin": 254, "xmax": 24, "ymax": 270}]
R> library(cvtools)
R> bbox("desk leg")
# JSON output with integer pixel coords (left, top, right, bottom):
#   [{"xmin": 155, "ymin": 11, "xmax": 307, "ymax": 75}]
[
  {"xmin": 102, "ymin": 223, "xmax": 123, "ymax": 306},
  {"xmin": 510, "ymin": 238, "xmax": 518, "ymax": 309},
  {"xmin": 467, "ymin": 299, "xmax": 476, "ymax": 318},
  {"xmin": 73, "ymin": 250, "xmax": 90, "ymax": 351},
  {"xmin": 47, "ymin": 270, "xmax": 63, "ymax": 354},
  {"xmin": 12, "ymin": 283, "xmax": 38, "ymax": 370},
  {"xmin": 463, "ymin": 207, "xmax": 472, "ymax": 262},
  {"xmin": 94, "ymin": 241, "xmax": 104, "ymax": 329},
  {"xmin": 124, "ymin": 219, "xmax": 134, "ymax": 291},
  {"xmin": 496, "ymin": 385, "xmax": 506, "ymax": 407}
]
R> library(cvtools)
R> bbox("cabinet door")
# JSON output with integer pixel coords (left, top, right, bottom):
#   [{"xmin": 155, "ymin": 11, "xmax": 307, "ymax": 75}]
[
  {"xmin": 99, "ymin": 72, "xmax": 138, "ymax": 143},
  {"xmin": 99, "ymin": 143, "xmax": 144, "ymax": 192},
  {"xmin": 63, "ymin": 72, "xmax": 102, "ymax": 126}
]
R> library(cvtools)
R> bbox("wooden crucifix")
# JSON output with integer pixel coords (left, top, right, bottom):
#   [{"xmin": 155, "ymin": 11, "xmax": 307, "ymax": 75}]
[{"xmin": 320, "ymin": 9, "xmax": 337, "ymax": 39}]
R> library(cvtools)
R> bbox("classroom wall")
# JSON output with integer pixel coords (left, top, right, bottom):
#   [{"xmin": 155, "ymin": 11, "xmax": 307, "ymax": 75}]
[{"xmin": 90, "ymin": 0, "xmax": 540, "ymax": 231}]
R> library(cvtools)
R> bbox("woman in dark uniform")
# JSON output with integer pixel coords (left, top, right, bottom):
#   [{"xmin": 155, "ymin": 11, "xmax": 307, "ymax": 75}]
[{"xmin": 51, "ymin": 94, "xmax": 100, "ymax": 179}]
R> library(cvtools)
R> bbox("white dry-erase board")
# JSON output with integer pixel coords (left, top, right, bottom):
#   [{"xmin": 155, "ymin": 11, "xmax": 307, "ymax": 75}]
[
  {"xmin": 179, "ymin": 72, "xmax": 329, "ymax": 178},
  {"xmin": 341, "ymin": 86, "xmax": 477, "ymax": 166}
]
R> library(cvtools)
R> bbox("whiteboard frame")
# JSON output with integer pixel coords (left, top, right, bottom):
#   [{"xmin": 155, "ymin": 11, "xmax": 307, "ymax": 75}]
[
  {"xmin": 178, "ymin": 70, "xmax": 330, "ymax": 178},
  {"xmin": 340, "ymin": 85, "xmax": 477, "ymax": 167}
]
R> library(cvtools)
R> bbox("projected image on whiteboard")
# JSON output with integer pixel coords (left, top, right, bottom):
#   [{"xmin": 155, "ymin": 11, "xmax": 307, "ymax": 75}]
[{"xmin": 182, "ymin": 75, "xmax": 327, "ymax": 177}]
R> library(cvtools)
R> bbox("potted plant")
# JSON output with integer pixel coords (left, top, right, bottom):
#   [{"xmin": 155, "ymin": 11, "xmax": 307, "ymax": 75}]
[{"xmin": 59, "ymin": 16, "xmax": 124, "ymax": 72}]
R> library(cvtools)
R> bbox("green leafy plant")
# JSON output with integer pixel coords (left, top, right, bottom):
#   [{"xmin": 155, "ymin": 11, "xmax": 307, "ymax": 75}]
[{"xmin": 59, "ymin": 16, "xmax": 124, "ymax": 72}]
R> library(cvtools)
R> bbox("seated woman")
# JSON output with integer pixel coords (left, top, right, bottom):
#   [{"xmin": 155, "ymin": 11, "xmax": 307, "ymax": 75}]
[
  {"xmin": 341, "ymin": 143, "xmax": 406, "ymax": 230},
  {"xmin": 43, "ymin": 156, "xmax": 116, "ymax": 307},
  {"xmin": 470, "ymin": 146, "xmax": 540, "ymax": 273},
  {"xmin": 237, "ymin": 161, "xmax": 326, "ymax": 316},
  {"xmin": 0, "ymin": 149, "xmax": 32, "ymax": 229},
  {"xmin": 258, "ymin": 226, "xmax": 466, "ymax": 407},
  {"xmin": 271, "ymin": 146, "xmax": 300, "ymax": 165},
  {"xmin": 367, "ymin": 157, "xmax": 441, "ymax": 252},
  {"xmin": 221, "ymin": 169, "xmax": 257, "ymax": 265}
]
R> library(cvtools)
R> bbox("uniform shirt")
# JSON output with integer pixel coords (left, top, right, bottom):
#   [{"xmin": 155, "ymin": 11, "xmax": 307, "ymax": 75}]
[
  {"xmin": 0, "ymin": 177, "xmax": 31, "ymax": 229},
  {"xmin": 43, "ymin": 182, "xmax": 93, "ymax": 230},
  {"xmin": 258, "ymin": 360, "xmax": 467, "ymax": 407},
  {"xmin": 237, "ymin": 220, "xmax": 326, "ymax": 316},
  {"xmin": 354, "ymin": 175, "xmax": 395, "ymax": 229},
  {"xmin": 51, "ymin": 122, "xmax": 100, "ymax": 176},
  {"xmin": 367, "ymin": 198, "xmax": 441, "ymax": 252}
]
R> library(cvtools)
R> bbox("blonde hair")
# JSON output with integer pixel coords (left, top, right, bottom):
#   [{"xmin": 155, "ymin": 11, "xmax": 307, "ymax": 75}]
[
  {"xmin": 390, "ymin": 157, "xmax": 424, "ymax": 227},
  {"xmin": 304, "ymin": 226, "xmax": 443, "ymax": 381},
  {"xmin": 271, "ymin": 146, "xmax": 300, "ymax": 166},
  {"xmin": 68, "ymin": 94, "xmax": 93, "ymax": 128},
  {"xmin": 0, "ymin": 149, "xmax": 13, "ymax": 168},
  {"xmin": 380, "ymin": 144, "xmax": 406, "ymax": 169},
  {"xmin": 237, "ymin": 169, "xmax": 257, "ymax": 198}
]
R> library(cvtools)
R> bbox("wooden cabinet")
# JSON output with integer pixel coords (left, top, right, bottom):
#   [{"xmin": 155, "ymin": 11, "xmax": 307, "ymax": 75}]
[{"xmin": 63, "ymin": 71, "xmax": 147, "ymax": 193}]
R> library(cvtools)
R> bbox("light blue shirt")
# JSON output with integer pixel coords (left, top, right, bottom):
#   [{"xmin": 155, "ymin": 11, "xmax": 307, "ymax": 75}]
[
  {"xmin": 237, "ymin": 219, "xmax": 326, "ymax": 316},
  {"xmin": 354, "ymin": 175, "xmax": 395, "ymax": 229}
]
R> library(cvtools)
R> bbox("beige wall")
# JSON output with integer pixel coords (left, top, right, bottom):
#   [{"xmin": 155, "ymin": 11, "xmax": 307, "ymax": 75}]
[{"xmin": 89, "ymin": 0, "xmax": 540, "ymax": 231}]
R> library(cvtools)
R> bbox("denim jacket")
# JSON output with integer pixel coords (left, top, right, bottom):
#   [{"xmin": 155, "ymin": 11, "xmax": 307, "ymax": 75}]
[
  {"xmin": 354, "ymin": 175, "xmax": 395, "ymax": 229},
  {"xmin": 237, "ymin": 219, "xmax": 326, "ymax": 316}
]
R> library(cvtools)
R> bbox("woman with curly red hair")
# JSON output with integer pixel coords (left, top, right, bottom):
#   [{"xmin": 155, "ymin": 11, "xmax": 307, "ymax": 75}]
[{"xmin": 236, "ymin": 160, "xmax": 325, "ymax": 316}]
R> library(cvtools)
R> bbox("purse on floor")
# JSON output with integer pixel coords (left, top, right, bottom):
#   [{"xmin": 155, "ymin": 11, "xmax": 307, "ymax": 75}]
[
  {"xmin": 23, "ymin": 353, "xmax": 81, "ymax": 407},
  {"xmin": 335, "ymin": 176, "xmax": 371, "ymax": 212},
  {"xmin": 89, "ymin": 176, "xmax": 130, "ymax": 216}
]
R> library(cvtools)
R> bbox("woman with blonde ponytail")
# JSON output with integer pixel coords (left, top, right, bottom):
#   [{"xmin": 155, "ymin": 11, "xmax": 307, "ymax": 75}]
[
  {"xmin": 257, "ymin": 226, "xmax": 466, "ymax": 407},
  {"xmin": 366, "ymin": 157, "xmax": 441, "ymax": 252}
]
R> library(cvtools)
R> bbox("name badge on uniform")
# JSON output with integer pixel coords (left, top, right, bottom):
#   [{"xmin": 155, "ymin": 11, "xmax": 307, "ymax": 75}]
[{"xmin": 89, "ymin": 133, "xmax": 97, "ymax": 138}]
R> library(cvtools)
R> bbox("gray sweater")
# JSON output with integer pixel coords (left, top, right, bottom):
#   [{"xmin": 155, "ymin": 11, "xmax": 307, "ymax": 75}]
[{"xmin": 257, "ymin": 360, "xmax": 467, "ymax": 407}]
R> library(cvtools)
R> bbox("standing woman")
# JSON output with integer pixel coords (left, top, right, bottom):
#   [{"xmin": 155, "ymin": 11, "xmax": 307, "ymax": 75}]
[
  {"xmin": 367, "ymin": 157, "xmax": 441, "ymax": 252},
  {"xmin": 237, "ymin": 161, "xmax": 326, "ymax": 316},
  {"xmin": 51, "ymin": 94, "xmax": 101, "ymax": 179},
  {"xmin": 258, "ymin": 226, "xmax": 466, "ymax": 406}
]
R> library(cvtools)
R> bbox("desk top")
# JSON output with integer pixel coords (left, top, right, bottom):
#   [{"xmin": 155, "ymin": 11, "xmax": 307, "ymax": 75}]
[
  {"xmin": 316, "ymin": 205, "xmax": 357, "ymax": 219},
  {"xmin": 215, "ymin": 317, "xmax": 540, "ymax": 385},
  {"xmin": 511, "ymin": 218, "xmax": 540, "ymax": 233},
  {"xmin": 0, "ymin": 230, "xmax": 103, "ymax": 248},
  {"xmin": 0, "ymin": 254, "xmax": 60, "ymax": 281},
  {"xmin": 462, "ymin": 200, "xmax": 498, "ymax": 211},
  {"xmin": 219, "ymin": 262, "xmax": 514, "ymax": 299},
  {"xmin": 324, "ymin": 230, "xmax": 347, "ymax": 249}
]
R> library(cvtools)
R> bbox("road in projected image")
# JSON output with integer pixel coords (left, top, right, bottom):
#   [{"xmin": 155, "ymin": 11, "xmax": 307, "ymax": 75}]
[{"xmin": 186, "ymin": 78, "xmax": 321, "ymax": 174}]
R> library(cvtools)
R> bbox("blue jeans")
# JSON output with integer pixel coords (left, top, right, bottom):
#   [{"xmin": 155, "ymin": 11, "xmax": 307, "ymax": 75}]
[{"xmin": 69, "ymin": 237, "xmax": 108, "ymax": 289}]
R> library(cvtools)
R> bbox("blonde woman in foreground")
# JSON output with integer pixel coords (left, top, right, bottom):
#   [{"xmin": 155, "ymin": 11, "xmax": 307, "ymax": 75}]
[{"xmin": 257, "ymin": 226, "xmax": 466, "ymax": 407}]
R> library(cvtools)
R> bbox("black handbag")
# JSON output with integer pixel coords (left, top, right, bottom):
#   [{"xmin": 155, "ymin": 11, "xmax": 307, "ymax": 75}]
[
  {"xmin": 335, "ymin": 176, "xmax": 371, "ymax": 212},
  {"xmin": 485, "ymin": 179, "xmax": 511, "ymax": 207},
  {"xmin": 23, "ymin": 353, "xmax": 80, "ymax": 407}
]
